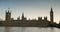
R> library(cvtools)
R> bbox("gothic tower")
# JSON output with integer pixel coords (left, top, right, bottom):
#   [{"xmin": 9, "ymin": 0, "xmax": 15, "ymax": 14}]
[
  {"xmin": 5, "ymin": 10, "xmax": 11, "ymax": 21},
  {"xmin": 21, "ymin": 12, "xmax": 24, "ymax": 21},
  {"xmin": 50, "ymin": 8, "xmax": 54, "ymax": 23}
]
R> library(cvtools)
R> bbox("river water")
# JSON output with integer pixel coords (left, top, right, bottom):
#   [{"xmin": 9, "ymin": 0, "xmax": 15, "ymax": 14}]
[{"xmin": 0, "ymin": 27, "xmax": 60, "ymax": 32}]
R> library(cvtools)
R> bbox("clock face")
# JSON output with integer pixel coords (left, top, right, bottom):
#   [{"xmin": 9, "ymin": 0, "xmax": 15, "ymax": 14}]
[{"xmin": 50, "ymin": 13, "xmax": 53, "ymax": 14}]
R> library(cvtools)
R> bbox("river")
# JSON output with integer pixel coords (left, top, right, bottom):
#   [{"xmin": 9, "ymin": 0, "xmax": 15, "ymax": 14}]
[{"xmin": 0, "ymin": 27, "xmax": 60, "ymax": 32}]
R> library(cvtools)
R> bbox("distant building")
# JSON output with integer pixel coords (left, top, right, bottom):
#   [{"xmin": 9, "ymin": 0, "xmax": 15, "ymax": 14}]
[
  {"xmin": 21, "ymin": 12, "xmax": 27, "ymax": 21},
  {"xmin": 50, "ymin": 8, "xmax": 54, "ymax": 23},
  {"xmin": 17, "ymin": 16, "xmax": 20, "ymax": 20},
  {"xmin": 44, "ymin": 16, "xmax": 47, "ymax": 21},
  {"xmin": 0, "ymin": 8, "xmax": 56, "ymax": 27},
  {"xmin": 5, "ymin": 10, "xmax": 11, "ymax": 21},
  {"xmin": 21, "ymin": 12, "xmax": 24, "ymax": 21},
  {"xmin": 38, "ymin": 17, "xmax": 42, "ymax": 21}
]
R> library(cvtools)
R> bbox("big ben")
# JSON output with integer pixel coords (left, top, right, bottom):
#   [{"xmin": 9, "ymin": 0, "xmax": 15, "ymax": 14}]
[{"xmin": 50, "ymin": 8, "xmax": 54, "ymax": 23}]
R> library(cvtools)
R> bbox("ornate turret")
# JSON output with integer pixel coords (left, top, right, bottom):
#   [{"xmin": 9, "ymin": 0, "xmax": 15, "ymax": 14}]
[
  {"xmin": 38, "ymin": 17, "xmax": 42, "ymax": 21},
  {"xmin": 21, "ymin": 12, "xmax": 24, "ymax": 21},
  {"xmin": 44, "ymin": 16, "xmax": 47, "ymax": 21}
]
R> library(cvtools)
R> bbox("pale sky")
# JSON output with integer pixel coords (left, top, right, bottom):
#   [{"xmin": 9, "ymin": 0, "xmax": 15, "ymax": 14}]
[{"xmin": 0, "ymin": 0, "xmax": 60, "ymax": 23}]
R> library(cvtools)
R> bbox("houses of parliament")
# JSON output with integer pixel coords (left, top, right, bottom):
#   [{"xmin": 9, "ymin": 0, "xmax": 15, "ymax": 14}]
[{"xmin": 0, "ymin": 8, "xmax": 59, "ymax": 27}]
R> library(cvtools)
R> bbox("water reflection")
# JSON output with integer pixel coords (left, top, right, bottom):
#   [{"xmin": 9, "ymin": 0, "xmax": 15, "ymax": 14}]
[
  {"xmin": 0, "ymin": 27, "xmax": 60, "ymax": 32},
  {"xmin": 5, "ymin": 27, "xmax": 10, "ymax": 32}
]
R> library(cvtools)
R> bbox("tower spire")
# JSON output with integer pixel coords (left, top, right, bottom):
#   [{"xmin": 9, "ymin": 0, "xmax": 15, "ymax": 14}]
[
  {"xmin": 51, "ymin": 8, "xmax": 53, "ymax": 13},
  {"xmin": 22, "ymin": 12, "xmax": 24, "ymax": 17},
  {"xmin": 22, "ymin": 12, "xmax": 24, "ymax": 20}
]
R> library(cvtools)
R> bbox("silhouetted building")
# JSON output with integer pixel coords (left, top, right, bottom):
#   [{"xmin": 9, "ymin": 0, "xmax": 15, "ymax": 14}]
[
  {"xmin": 17, "ymin": 16, "xmax": 20, "ymax": 20},
  {"xmin": 38, "ymin": 17, "xmax": 42, "ymax": 21},
  {"xmin": 0, "ymin": 8, "xmax": 57, "ymax": 27},
  {"xmin": 21, "ymin": 12, "xmax": 24, "ymax": 21},
  {"xmin": 21, "ymin": 12, "xmax": 27, "ymax": 21},
  {"xmin": 5, "ymin": 10, "xmax": 11, "ymax": 21},
  {"xmin": 24, "ymin": 17, "xmax": 27, "ymax": 21},
  {"xmin": 44, "ymin": 16, "xmax": 47, "ymax": 21},
  {"xmin": 50, "ymin": 8, "xmax": 54, "ymax": 23}
]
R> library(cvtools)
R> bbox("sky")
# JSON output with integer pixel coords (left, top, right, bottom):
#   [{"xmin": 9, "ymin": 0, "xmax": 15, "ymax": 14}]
[{"xmin": 0, "ymin": 0, "xmax": 60, "ymax": 23}]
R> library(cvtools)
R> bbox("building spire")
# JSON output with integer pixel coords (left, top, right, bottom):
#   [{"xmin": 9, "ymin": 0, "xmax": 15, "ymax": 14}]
[
  {"xmin": 6, "ymin": 8, "xmax": 11, "ymax": 13},
  {"xmin": 50, "ymin": 8, "xmax": 53, "ymax": 13},
  {"xmin": 22, "ymin": 12, "xmax": 24, "ymax": 20},
  {"xmin": 22, "ymin": 12, "xmax": 24, "ymax": 17}
]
